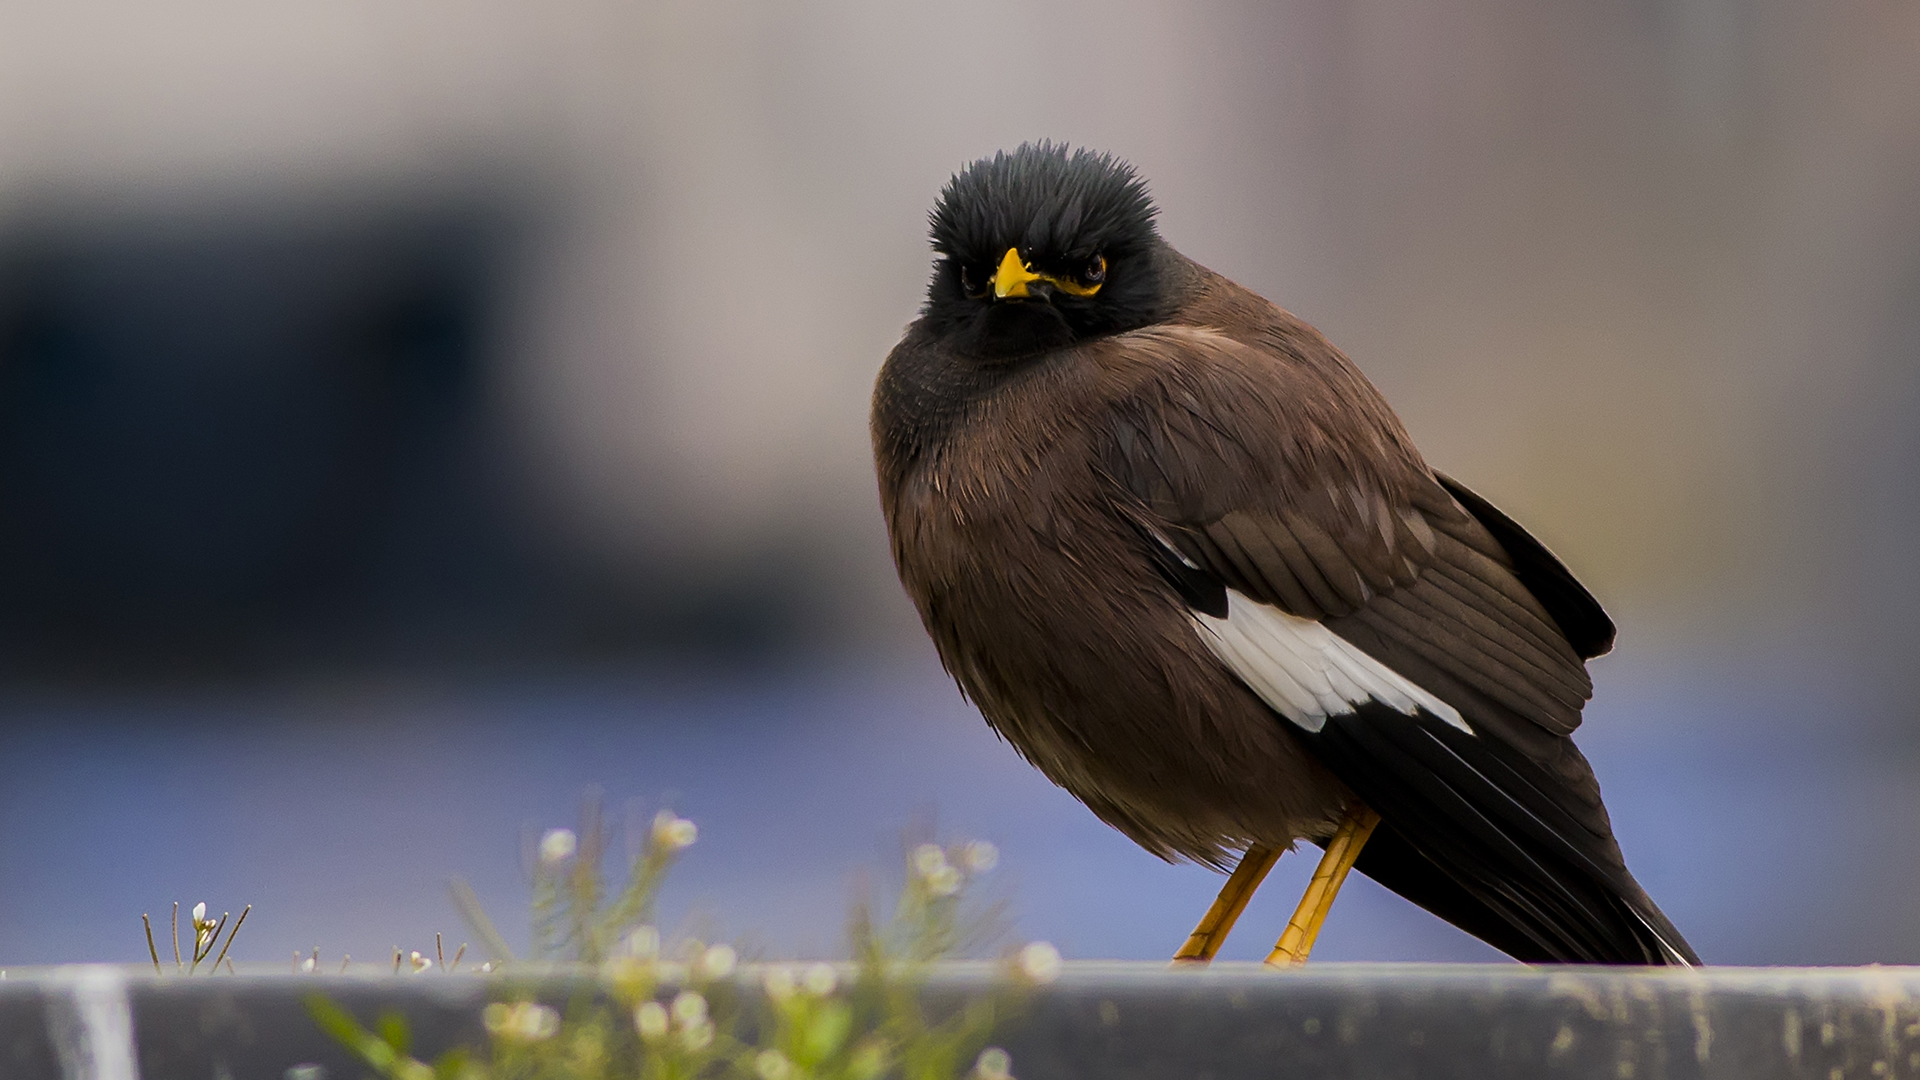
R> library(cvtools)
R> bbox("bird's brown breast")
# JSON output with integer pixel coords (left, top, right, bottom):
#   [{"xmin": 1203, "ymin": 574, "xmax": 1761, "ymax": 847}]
[{"xmin": 874, "ymin": 322, "xmax": 1352, "ymax": 865}]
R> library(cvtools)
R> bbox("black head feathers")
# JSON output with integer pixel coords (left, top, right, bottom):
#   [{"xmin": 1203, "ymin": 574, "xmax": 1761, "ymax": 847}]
[
  {"xmin": 930, "ymin": 142, "xmax": 1158, "ymax": 265},
  {"xmin": 921, "ymin": 143, "xmax": 1175, "ymax": 360}
]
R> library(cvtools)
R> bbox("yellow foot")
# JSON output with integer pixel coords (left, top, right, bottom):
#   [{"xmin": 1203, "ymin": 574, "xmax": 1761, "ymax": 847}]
[{"xmin": 1266, "ymin": 804, "xmax": 1381, "ymax": 966}]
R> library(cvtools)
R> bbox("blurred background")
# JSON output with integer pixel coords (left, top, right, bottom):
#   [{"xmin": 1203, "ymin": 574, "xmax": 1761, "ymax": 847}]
[{"xmin": 0, "ymin": 0, "xmax": 1917, "ymax": 969}]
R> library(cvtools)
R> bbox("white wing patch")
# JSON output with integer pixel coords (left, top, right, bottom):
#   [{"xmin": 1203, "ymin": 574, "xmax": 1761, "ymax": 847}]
[{"xmin": 1192, "ymin": 589, "xmax": 1469, "ymax": 734}]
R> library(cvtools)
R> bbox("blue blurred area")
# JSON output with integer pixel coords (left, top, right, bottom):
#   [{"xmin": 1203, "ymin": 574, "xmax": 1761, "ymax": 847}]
[{"xmin": 1, "ymin": 644, "xmax": 1914, "ymax": 968}]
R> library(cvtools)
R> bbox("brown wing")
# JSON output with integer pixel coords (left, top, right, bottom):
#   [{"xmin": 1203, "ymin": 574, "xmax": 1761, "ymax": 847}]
[
  {"xmin": 1098, "ymin": 325, "xmax": 1591, "ymax": 739},
  {"xmin": 1096, "ymin": 322, "xmax": 1696, "ymax": 964}
]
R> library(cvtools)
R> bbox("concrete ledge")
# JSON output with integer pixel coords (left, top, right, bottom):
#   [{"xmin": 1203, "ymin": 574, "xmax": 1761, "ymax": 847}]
[{"xmin": 4, "ymin": 963, "xmax": 1919, "ymax": 1079}]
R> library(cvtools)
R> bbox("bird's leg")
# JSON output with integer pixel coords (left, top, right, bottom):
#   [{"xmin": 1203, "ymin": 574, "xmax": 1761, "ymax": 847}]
[
  {"xmin": 1266, "ymin": 803, "xmax": 1381, "ymax": 966},
  {"xmin": 1172, "ymin": 844, "xmax": 1283, "ymax": 964}
]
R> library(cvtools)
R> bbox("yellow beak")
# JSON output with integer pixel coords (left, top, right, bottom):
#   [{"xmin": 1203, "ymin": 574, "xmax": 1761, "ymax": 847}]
[{"xmin": 992, "ymin": 248, "xmax": 1042, "ymax": 299}]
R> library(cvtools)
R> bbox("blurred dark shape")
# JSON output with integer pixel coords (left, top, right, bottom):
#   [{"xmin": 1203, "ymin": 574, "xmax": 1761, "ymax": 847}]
[{"xmin": 0, "ymin": 195, "xmax": 811, "ymax": 684}]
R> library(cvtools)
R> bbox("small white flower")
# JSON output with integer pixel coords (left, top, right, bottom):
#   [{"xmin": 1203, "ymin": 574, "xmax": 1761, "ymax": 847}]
[
  {"xmin": 1017, "ymin": 942, "xmax": 1062, "ymax": 984},
  {"xmin": 484, "ymin": 1002, "xmax": 559, "ymax": 1042},
  {"xmin": 538, "ymin": 828, "xmax": 577, "ymax": 865},
  {"xmin": 525, "ymin": 1005, "xmax": 561, "ymax": 1040},
  {"xmin": 192, "ymin": 902, "xmax": 208, "ymax": 925},
  {"xmin": 300, "ymin": 956, "xmax": 316, "ymax": 973},
  {"xmin": 699, "ymin": 944, "xmax": 737, "ymax": 979},
  {"xmin": 680, "ymin": 1019, "xmax": 715, "ymax": 1051},
  {"xmin": 803, "ymin": 962, "xmax": 838, "ymax": 997},
  {"xmin": 634, "ymin": 1001, "xmax": 669, "ymax": 1041},
  {"xmin": 762, "ymin": 964, "xmax": 797, "ymax": 1001},
  {"xmin": 626, "ymin": 925, "xmax": 661, "ymax": 959},
  {"xmin": 409, "ymin": 951, "xmax": 432, "ymax": 973},
  {"xmin": 925, "ymin": 865, "xmax": 963, "ymax": 897},
  {"xmin": 652, "ymin": 811, "xmax": 698, "ymax": 852},
  {"xmin": 671, "ymin": 990, "xmax": 708, "ymax": 1028},
  {"xmin": 755, "ymin": 1049, "xmax": 793, "ymax": 1080},
  {"xmin": 974, "ymin": 1047, "xmax": 1014, "ymax": 1080},
  {"xmin": 911, "ymin": 843, "xmax": 948, "ymax": 879},
  {"xmin": 962, "ymin": 841, "xmax": 1000, "ymax": 874}
]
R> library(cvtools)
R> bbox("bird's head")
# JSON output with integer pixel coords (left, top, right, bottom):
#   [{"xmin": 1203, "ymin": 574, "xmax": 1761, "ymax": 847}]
[{"xmin": 922, "ymin": 142, "xmax": 1171, "ymax": 361}]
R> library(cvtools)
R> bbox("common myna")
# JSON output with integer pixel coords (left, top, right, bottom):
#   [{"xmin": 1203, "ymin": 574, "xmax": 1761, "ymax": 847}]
[{"xmin": 872, "ymin": 142, "xmax": 1697, "ymax": 966}]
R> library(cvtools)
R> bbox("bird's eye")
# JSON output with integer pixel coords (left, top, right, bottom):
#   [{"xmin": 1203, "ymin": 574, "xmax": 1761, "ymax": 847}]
[
  {"xmin": 1082, "ymin": 254, "xmax": 1107, "ymax": 284},
  {"xmin": 958, "ymin": 263, "xmax": 983, "ymax": 295}
]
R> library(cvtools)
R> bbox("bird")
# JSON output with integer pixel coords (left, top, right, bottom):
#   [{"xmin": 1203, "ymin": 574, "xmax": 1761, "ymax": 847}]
[{"xmin": 870, "ymin": 142, "xmax": 1699, "ymax": 967}]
